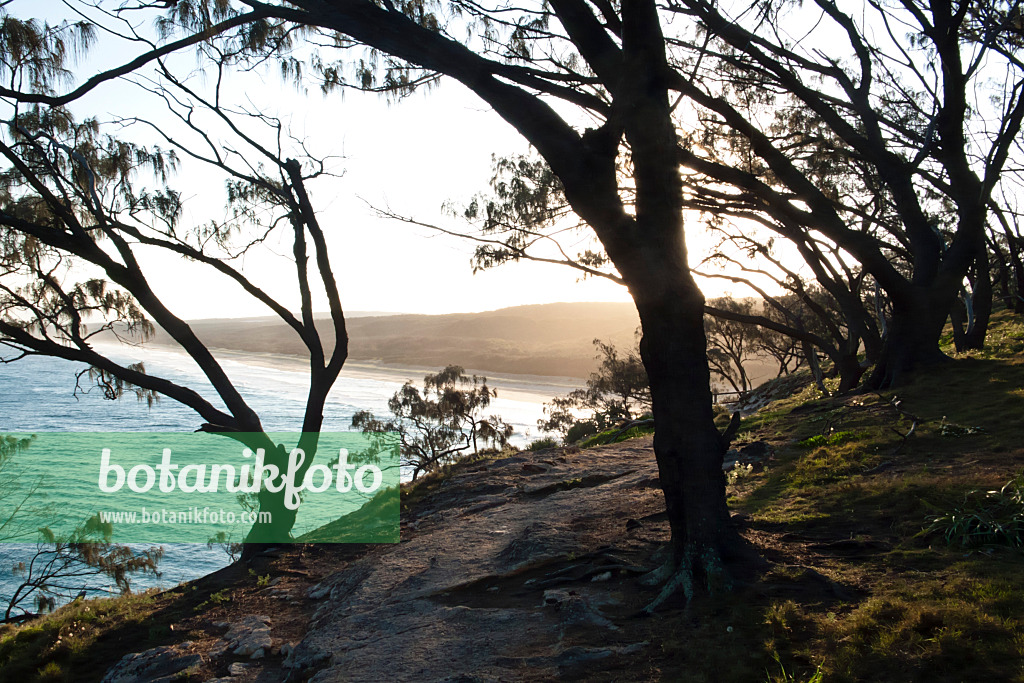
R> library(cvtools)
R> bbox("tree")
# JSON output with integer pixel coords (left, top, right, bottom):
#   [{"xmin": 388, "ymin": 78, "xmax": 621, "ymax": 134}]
[
  {"xmin": 539, "ymin": 336, "xmax": 651, "ymax": 439},
  {"xmin": 693, "ymin": 225, "xmax": 882, "ymax": 394},
  {"xmin": 705, "ymin": 297, "xmax": 760, "ymax": 398},
  {"xmin": 4, "ymin": 519, "xmax": 163, "ymax": 623},
  {"xmin": 352, "ymin": 365, "xmax": 511, "ymax": 481},
  {"xmin": 0, "ymin": 14, "xmax": 352, "ymax": 551},
  {"xmin": 664, "ymin": 0, "xmax": 1024, "ymax": 387},
  {"xmin": 77, "ymin": 0, "xmax": 764, "ymax": 605}
]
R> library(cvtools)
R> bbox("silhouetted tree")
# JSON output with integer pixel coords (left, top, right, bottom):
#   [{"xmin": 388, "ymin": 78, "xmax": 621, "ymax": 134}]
[
  {"xmin": 352, "ymin": 365, "xmax": 511, "ymax": 480},
  {"xmin": 539, "ymin": 337, "xmax": 651, "ymax": 438},
  {"xmin": 0, "ymin": 17, "xmax": 351, "ymax": 552}
]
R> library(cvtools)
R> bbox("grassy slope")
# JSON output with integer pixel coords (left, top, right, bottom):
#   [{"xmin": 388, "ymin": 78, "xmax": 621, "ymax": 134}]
[{"xmin": 714, "ymin": 309, "xmax": 1024, "ymax": 682}]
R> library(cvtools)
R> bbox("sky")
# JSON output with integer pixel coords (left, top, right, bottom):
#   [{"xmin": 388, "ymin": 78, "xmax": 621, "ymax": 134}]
[{"xmin": 25, "ymin": 0, "xmax": 749, "ymax": 320}]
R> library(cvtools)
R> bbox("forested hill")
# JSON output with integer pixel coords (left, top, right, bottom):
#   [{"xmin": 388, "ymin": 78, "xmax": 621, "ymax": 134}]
[{"xmin": 155, "ymin": 302, "xmax": 642, "ymax": 378}]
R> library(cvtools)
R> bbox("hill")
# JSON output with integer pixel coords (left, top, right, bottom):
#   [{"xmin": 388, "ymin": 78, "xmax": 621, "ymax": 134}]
[{"xmin": 155, "ymin": 302, "xmax": 642, "ymax": 378}]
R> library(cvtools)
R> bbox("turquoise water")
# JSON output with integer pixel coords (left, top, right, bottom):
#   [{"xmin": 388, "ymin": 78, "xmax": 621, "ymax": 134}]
[{"xmin": 0, "ymin": 344, "xmax": 563, "ymax": 613}]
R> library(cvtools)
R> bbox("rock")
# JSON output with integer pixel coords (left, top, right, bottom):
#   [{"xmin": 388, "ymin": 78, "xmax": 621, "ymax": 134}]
[
  {"xmin": 102, "ymin": 644, "xmax": 202, "ymax": 683},
  {"xmin": 228, "ymin": 661, "xmax": 251, "ymax": 676},
  {"xmin": 590, "ymin": 571, "xmax": 612, "ymax": 582},
  {"xmin": 541, "ymin": 589, "xmax": 618, "ymax": 633},
  {"xmin": 554, "ymin": 642, "xmax": 649, "ymax": 673},
  {"xmin": 222, "ymin": 615, "xmax": 273, "ymax": 657},
  {"xmin": 739, "ymin": 440, "xmax": 773, "ymax": 460},
  {"xmin": 462, "ymin": 495, "xmax": 509, "ymax": 515},
  {"xmin": 282, "ymin": 642, "xmax": 331, "ymax": 671},
  {"xmin": 490, "ymin": 455, "xmax": 529, "ymax": 468},
  {"xmin": 308, "ymin": 583, "xmax": 331, "ymax": 600}
]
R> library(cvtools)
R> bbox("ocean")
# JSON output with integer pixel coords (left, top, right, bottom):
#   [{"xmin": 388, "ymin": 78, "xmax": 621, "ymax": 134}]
[{"xmin": 0, "ymin": 342, "xmax": 574, "ymax": 613}]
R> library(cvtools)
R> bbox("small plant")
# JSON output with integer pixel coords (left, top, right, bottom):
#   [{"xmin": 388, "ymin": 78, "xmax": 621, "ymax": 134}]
[
  {"xmin": 923, "ymin": 474, "xmax": 1024, "ymax": 551},
  {"xmin": 527, "ymin": 437, "xmax": 559, "ymax": 451},
  {"xmin": 727, "ymin": 462, "xmax": 754, "ymax": 485},
  {"xmin": 248, "ymin": 569, "xmax": 272, "ymax": 588},
  {"xmin": 937, "ymin": 417, "xmax": 986, "ymax": 437},
  {"xmin": 770, "ymin": 651, "xmax": 823, "ymax": 679},
  {"xmin": 766, "ymin": 650, "xmax": 824, "ymax": 683},
  {"xmin": 194, "ymin": 588, "xmax": 232, "ymax": 612},
  {"xmin": 36, "ymin": 661, "xmax": 64, "ymax": 682},
  {"xmin": 798, "ymin": 430, "xmax": 859, "ymax": 448},
  {"xmin": 207, "ymin": 531, "xmax": 243, "ymax": 563}
]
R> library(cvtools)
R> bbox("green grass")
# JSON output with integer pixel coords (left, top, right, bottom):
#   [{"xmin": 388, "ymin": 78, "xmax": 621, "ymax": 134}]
[
  {"xmin": 579, "ymin": 423, "xmax": 655, "ymax": 448},
  {"xmin": 720, "ymin": 310, "xmax": 1024, "ymax": 683},
  {"xmin": 922, "ymin": 473, "xmax": 1024, "ymax": 551},
  {"xmin": 0, "ymin": 591, "xmax": 163, "ymax": 683}
]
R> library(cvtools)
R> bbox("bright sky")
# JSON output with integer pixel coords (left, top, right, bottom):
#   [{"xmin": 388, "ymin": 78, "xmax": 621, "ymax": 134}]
[{"xmin": 33, "ymin": 1, "xmax": 744, "ymax": 319}]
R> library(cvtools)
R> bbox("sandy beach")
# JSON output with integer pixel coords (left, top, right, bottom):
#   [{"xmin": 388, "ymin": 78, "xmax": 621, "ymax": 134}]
[{"xmin": 113, "ymin": 341, "xmax": 584, "ymax": 405}]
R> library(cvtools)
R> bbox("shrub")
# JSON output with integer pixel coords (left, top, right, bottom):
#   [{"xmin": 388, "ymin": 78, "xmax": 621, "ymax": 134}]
[
  {"xmin": 527, "ymin": 437, "xmax": 559, "ymax": 451},
  {"xmin": 564, "ymin": 420, "xmax": 598, "ymax": 444}
]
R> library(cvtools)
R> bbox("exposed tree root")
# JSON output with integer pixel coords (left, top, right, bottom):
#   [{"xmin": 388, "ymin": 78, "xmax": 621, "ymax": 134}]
[{"xmin": 640, "ymin": 546, "xmax": 734, "ymax": 614}]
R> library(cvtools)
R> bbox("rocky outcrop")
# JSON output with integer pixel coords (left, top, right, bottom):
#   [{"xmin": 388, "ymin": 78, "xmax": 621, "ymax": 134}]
[{"xmin": 286, "ymin": 439, "xmax": 665, "ymax": 682}]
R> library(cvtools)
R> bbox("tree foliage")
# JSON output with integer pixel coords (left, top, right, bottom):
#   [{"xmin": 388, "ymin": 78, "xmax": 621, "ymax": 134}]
[
  {"xmin": 0, "ymin": 435, "xmax": 161, "ymax": 622},
  {"xmin": 0, "ymin": 9, "xmax": 353, "ymax": 549},
  {"xmin": 539, "ymin": 337, "xmax": 651, "ymax": 439},
  {"xmin": 352, "ymin": 365, "xmax": 512, "ymax": 480}
]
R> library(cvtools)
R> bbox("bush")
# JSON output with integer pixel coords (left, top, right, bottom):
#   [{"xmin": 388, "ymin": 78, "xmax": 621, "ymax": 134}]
[
  {"xmin": 579, "ymin": 423, "xmax": 656, "ymax": 448},
  {"xmin": 527, "ymin": 437, "xmax": 559, "ymax": 451},
  {"xmin": 564, "ymin": 420, "xmax": 598, "ymax": 444}
]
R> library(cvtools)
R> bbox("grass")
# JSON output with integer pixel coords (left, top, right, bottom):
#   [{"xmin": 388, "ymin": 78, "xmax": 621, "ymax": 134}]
[
  {"xmin": 922, "ymin": 473, "xmax": 1024, "ymax": 551},
  {"xmin": 193, "ymin": 588, "xmax": 231, "ymax": 612},
  {"xmin": 579, "ymin": 423, "xmax": 656, "ymax": 448},
  {"xmin": 527, "ymin": 437, "xmax": 559, "ymax": 451},
  {"xmin": 718, "ymin": 309, "xmax": 1024, "ymax": 682},
  {"xmin": 0, "ymin": 591, "xmax": 164, "ymax": 682},
  {"xmin": 0, "ymin": 557, "xmax": 270, "ymax": 682}
]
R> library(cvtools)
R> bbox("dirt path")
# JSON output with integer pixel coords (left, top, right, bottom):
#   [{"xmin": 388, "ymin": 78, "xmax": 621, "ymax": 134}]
[{"xmin": 285, "ymin": 438, "xmax": 668, "ymax": 682}]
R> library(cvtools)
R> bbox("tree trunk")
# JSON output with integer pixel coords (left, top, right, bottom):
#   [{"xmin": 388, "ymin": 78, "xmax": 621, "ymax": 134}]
[
  {"xmin": 241, "ymin": 430, "xmax": 325, "ymax": 558},
  {"xmin": 950, "ymin": 299, "xmax": 968, "ymax": 353},
  {"xmin": 632, "ymin": 280, "xmax": 752, "ymax": 583},
  {"xmin": 802, "ymin": 341, "xmax": 829, "ymax": 396},
  {"xmin": 835, "ymin": 352, "xmax": 866, "ymax": 394},
  {"xmin": 963, "ymin": 252, "xmax": 992, "ymax": 350},
  {"xmin": 866, "ymin": 290, "xmax": 951, "ymax": 389}
]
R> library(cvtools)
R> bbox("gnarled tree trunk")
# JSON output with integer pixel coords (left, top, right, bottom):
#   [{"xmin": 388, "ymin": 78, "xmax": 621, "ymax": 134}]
[{"xmin": 867, "ymin": 288, "xmax": 952, "ymax": 389}]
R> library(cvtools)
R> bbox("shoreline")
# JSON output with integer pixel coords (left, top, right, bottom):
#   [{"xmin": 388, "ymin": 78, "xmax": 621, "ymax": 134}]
[{"xmin": 89, "ymin": 340, "xmax": 583, "ymax": 403}]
